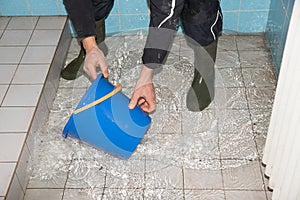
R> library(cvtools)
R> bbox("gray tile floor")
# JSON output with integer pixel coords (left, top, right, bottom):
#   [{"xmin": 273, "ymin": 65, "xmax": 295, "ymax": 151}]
[{"xmin": 25, "ymin": 34, "xmax": 276, "ymax": 200}]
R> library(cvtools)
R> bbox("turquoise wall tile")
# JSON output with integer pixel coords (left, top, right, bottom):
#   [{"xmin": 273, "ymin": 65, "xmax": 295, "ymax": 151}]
[
  {"xmin": 120, "ymin": 14, "xmax": 149, "ymax": 32},
  {"xmin": 119, "ymin": 0, "xmax": 149, "ymax": 14},
  {"xmin": 27, "ymin": 0, "xmax": 66, "ymax": 15},
  {"xmin": 105, "ymin": 15, "xmax": 121, "ymax": 35},
  {"xmin": 109, "ymin": 0, "xmax": 119, "ymax": 15},
  {"xmin": 221, "ymin": 0, "xmax": 240, "ymax": 11},
  {"xmin": 240, "ymin": 0, "xmax": 271, "ymax": 10},
  {"xmin": 0, "ymin": 0, "xmax": 30, "ymax": 15},
  {"xmin": 238, "ymin": 11, "xmax": 268, "ymax": 32},
  {"xmin": 222, "ymin": 12, "xmax": 239, "ymax": 33},
  {"xmin": 265, "ymin": 0, "xmax": 294, "ymax": 72}
]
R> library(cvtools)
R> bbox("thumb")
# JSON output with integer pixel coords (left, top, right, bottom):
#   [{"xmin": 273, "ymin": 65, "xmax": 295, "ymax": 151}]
[
  {"xmin": 102, "ymin": 67, "xmax": 109, "ymax": 79},
  {"xmin": 128, "ymin": 93, "xmax": 139, "ymax": 110}
]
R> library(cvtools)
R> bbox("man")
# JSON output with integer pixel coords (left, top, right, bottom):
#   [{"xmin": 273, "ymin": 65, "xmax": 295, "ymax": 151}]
[
  {"xmin": 128, "ymin": 0, "xmax": 222, "ymax": 113},
  {"xmin": 62, "ymin": 0, "xmax": 114, "ymax": 80},
  {"xmin": 63, "ymin": 0, "xmax": 222, "ymax": 113}
]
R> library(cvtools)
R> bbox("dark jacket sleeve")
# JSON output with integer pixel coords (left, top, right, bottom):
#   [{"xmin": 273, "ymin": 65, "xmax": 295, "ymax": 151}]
[{"xmin": 63, "ymin": 0, "xmax": 96, "ymax": 40}]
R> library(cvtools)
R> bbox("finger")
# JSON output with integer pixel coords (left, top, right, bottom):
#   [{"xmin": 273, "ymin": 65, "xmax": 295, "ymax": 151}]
[
  {"xmin": 137, "ymin": 97, "xmax": 146, "ymax": 107},
  {"xmin": 97, "ymin": 57, "xmax": 109, "ymax": 78},
  {"xmin": 148, "ymin": 100, "xmax": 156, "ymax": 112},
  {"xmin": 128, "ymin": 93, "xmax": 139, "ymax": 110},
  {"xmin": 140, "ymin": 104, "xmax": 150, "ymax": 113},
  {"xmin": 102, "ymin": 66, "xmax": 109, "ymax": 79}
]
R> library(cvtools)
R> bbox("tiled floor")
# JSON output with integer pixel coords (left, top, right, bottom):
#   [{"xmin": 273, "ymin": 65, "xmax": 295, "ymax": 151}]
[
  {"xmin": 0, "ymin": 16, "xmax": 69, "ymax": 199},
  {"xmin": 23, "ymin": 34, "xmax": 277, "ymax": 200}
]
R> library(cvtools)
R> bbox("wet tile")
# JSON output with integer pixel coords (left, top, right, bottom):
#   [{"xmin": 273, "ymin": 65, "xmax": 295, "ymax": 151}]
[
  {"xmin": 170, "ymin": 37, "xmax": 181, "ymax": 55},
  {"xmin": 59, "ymin": 76, "xmax": 91, "ymax": 89},
  {"xmin": 148, "ymin": 108, "xmax": 181, "ymax": 134},
  {"xmin": 102, "ymin": 188, "xmax": 144, "ymax": 200},
  {"xmin": 146, "ymin": 159, "xmax": 183, "ymax": 189},
  {"xmin": 239, "ymin": 50, "xmax": 273, "ymax": 68},
  {"xmin": 12, "ymin": 64, "xmax": 49, "ymax": 84},
  {"xmin": 21, "ymin": 46, "xmax": 56, "ymax": 64},
  {"xmin": 24, "ymin": 189, "xmax": 63, "ymax": 200},
  {"xmin": 144, "ymin": 189, "xmax": 184, "ymax": 200},
  {"xmin": 29, "ymin": 30, "xmax": 62, "ymax": 46},
  {"xmin": 182, "ymin": 109, "xmax": 218, "ymax": 134},
  {"xmin": 218, "ymin": 35, "xmax": 237, "ymax": 51},
  {"xmin": 222, "ymin": 160, "xmax": 264, "ymax": 190},
  {"xmin": 216, "ymin": 68, "xmax": 244, "ymax": 88},
  {"xmin": 246, "ymin": 87, "xmax": 275, "ymax": 110},
  {"xmin": 124, "ymin": 34, "xmax": 147, "ymax": 50},
  {"xmin": 66, "ymin": 160, "xmax": 106, "ymax": 189},
  {"xmin": 36, "ymin": 17, "xmax": 67, "ymax": 30},
  {"xmin": 0, "ymin": 30, "xmax": 32, "ymax": 46},
  {"xmin": 185, "ymin": 189, "xmax": 225, "ymax": 200},
  {"xmin": 0, "ymin": 85, "xmax": 9, "ymax": 104},
  {"xmin": 255, "ymin": 134, "xmax": 267, "ymax": 158},
  {"xmin": 250, "ymin": 109, "xmax": 272, "ymax": 136},
  {"xmin": 51, "ymin": 88, "xmax": 86, "ymax": 111},
  {"xmin": 179, "ymin": 50, "xmax": 194, "ymax": 63},
  {"xmin": 143, "ymin": 134, "xmax": 183, "ymax": 163},
  {"xmin": 0, "ymin": 47, "xmax": 25, "ymax": 64},
  {"xmin": 0, "ymin": 107, "xmax": 35, "ymax": 132},
  {"xmin": 105, "ymin": 159, "xmax": 145, "ymax": 189},
  {"xmin": 220, "ymin": 87, "xmax": 248, "ymax": 110},
  {"xmin": 242, "ymin": 68, "xmax": 277, "ymax": 87},
  {"xmin": 225, "ymin": 190, "xmax": 267, "ymax": 200},
  {"xmin": 27, "ymin": 160, "xmax": 70, "ymax": 189},
  {"xmin": 184, "ymin": 163, "xmax": 223, "ymax": 189},
  {"xmin": 0, "ymin": 133, "xmax": 26, "ymax": 162},
  {"xmin": 6, "ymin": 17, "xmax": 38, "ymax": 30},
  {"xmin": 0, "ymin": 163, "xmax": 16, "ymax": 196},
  {"xmin": 219, "ymin": 132, "xmax": 257, "ymax": 160},
  {"xmin": 2, "ymin": 85, "xmax": 43, "ymax": 106},
  {"xmin": 236, "ymin": 35, "xmax": 266, "ymax": 51},
  {"xmin": 63, "ymin": 188, "xmax": 102, "ymax": 200},
  {"xmin": 181, "ymin": 132, "xmax": 220, "ymax": 160},
  {"xmin": 216, "ymin": 51, "xmax": 240, "ymax": 68},
  {"xmin": 218, "ymin": 109, "xmax": 252, "ymax": 134},
  {"xmin": 165, "ymin": 51, "xmax": 180, "ymax": 65}
]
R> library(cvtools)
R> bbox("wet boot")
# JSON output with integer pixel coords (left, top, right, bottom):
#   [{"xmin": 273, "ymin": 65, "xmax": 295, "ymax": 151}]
[
  {"xmin": 186, "ymin": 40, "xmax": 217, "ymax": 111},
  {"xmin": 61, "ymin": 19, "xmax": 106, "ymax": 80}
]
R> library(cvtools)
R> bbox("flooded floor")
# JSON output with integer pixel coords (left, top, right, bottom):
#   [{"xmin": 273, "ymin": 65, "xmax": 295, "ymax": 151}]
[{"xmin": 24, "ymin": 34, "xmax": 276, "ymax": 200}]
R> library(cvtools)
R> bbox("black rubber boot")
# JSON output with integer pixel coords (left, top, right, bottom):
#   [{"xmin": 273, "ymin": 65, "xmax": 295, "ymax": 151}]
[
  {"xmin": 186, "ymin": 40, "xmax": 217, "ymax": 112},
  {"xmin": 61, "ymin": 19, "xmax": 106, "ymax": 80}
]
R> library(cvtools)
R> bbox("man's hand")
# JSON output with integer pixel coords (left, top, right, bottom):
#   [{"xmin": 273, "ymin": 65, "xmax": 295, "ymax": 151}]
[
  {"xmin": 82, "ymin": 36, "xmax": 108, "ymax": 80},
  {"xmin": 128, "ymin": 65, "xmax": 156, "ymax": 113}
]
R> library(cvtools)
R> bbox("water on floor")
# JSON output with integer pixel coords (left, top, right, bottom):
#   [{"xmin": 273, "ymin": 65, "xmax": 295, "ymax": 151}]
[{"xmin": 25, "ymin": 33, "xmax": 276, "ymax": 200}]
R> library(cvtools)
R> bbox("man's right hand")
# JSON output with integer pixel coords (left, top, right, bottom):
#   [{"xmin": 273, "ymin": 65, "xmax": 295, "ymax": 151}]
[
  {"xmin": 82, "ymin": 36, "xmax": 108, "ymax": 81},
  {"xmin": 128, "ymin": 65, "xmax": 156, "ymax": 113}
]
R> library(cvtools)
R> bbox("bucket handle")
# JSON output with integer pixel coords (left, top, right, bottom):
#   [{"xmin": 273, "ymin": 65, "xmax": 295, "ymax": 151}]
[{"xmin": 74, "ymin": 84, "xmax": 122, "ymax": 114}]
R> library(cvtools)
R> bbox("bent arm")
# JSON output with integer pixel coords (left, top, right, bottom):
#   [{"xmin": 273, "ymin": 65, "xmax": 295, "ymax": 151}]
[{"xmin": 63, "ymin": 0, "xmax": 96, "ymax": 40}]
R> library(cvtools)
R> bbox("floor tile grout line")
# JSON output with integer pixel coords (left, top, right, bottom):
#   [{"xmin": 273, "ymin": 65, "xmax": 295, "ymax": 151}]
[{"xmin": 236, "ymin": 36, "xmax": 270, "ymax": 200}]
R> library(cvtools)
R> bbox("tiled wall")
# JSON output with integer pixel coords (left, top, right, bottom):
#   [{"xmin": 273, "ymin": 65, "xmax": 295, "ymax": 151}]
[
  {"xmin": 1, "ymin": 0, "xmax": 271, "ymax": 34},
  {"xmin": 265, "ymin": 0, "xmax": 295, "ymax": 72}
]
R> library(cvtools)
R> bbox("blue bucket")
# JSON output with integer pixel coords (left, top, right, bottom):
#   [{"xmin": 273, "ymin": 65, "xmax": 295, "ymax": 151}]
[{"xmin": 62, "ymin": 74, "xmax": 151, "ymax": 159}]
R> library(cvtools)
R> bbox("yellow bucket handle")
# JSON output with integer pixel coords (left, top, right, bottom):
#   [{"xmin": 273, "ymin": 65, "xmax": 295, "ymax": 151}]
[{"xmin": 74, "ymin": 84, "xmax": 122, "ymax": 114}]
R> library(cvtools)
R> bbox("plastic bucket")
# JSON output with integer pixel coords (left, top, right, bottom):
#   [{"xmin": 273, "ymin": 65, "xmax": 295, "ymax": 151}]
[{"xmin": 62, "ymin": 74, "xmax": 151, "ymax": 159}]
